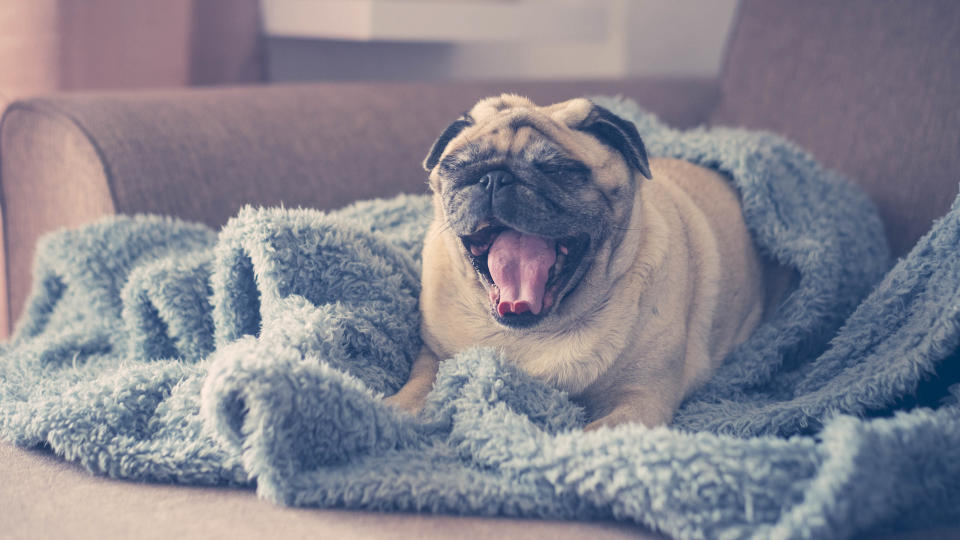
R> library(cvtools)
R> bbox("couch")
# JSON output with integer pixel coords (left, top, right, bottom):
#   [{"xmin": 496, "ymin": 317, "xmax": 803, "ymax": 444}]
[{"xmin": 1, "ymin": 1, "xmax": 958, "ymax": 538}]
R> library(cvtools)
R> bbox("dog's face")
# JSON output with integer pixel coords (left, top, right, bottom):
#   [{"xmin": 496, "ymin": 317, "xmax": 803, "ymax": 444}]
[{"xmin": 423, "ymin": 95, "xmax": 651, "ymax": 328}]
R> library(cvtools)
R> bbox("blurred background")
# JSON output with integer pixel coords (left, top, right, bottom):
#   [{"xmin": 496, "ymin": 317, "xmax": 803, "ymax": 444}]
[{"xmin": 0, "ymin": 0, "xmax": 739, "ymax": 107}]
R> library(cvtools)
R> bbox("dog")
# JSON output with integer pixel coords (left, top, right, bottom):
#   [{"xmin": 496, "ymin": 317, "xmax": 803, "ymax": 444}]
[{"xmin": 385, "ymin": 94, "xmax": 772, "ymax": 429}]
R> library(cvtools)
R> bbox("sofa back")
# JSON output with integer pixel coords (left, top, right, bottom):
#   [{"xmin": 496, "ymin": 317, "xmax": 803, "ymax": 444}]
[
  {"xmin": 712, "ymin": 0, "xmax": 960, "ymax": 256},
  {"xmin": 0, "ymin": 79, "xmax": 717, "ymax": 336}
]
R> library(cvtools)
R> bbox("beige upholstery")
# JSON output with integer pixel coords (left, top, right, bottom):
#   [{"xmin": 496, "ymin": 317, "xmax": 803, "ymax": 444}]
[{"xmin": 0, "ymin": 443, "xmax": 661, "ymax": 540}]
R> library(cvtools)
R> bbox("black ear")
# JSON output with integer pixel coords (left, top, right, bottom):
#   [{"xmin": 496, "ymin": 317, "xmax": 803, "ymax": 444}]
[
  {"xmin": 577, "ymin": 104, "xmax": 651, "ymax": 179},
  {"xmin": 423, "ymin": 113, "xmax": 474, "ymax": 172}
]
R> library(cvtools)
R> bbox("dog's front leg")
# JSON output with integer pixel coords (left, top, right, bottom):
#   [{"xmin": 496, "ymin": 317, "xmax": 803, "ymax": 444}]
[
  {"xmin": 383, "ymin": 346, "xmax": 440, "ymax": 417},
  {"xmin": 583, "ymin": 394, "xmax": 677, "ymax": 431},
  {"xmin": 582, "ymin": 360, "xmax": 686, "ymax": 431}
]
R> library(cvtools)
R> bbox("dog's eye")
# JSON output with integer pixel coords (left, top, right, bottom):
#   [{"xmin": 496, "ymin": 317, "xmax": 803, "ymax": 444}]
[
  {"xmin": 437, "ymin": 155, "xmax": 468, "ymax": 175},
  {"xmin": 533, "ymin": 158, "xmax": 591, "ymax": 184},
  {"xmin": 446, "ymin": 163, "xmax": 504, "ymax": 190}
]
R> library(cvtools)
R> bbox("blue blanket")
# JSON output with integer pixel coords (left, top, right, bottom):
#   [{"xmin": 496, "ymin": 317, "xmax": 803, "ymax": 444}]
[{"xmin": 2, "ymin": 97, "xmax": 958, "ymax": 539}]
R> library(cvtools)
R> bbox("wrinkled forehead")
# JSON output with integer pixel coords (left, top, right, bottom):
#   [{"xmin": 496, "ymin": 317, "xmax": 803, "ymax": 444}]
[
  {"xmin": 445, "ymin": 95, "xmax": 598, "ymax": 164},
  {"xmin": 466, "ymin": 94, "xmax": 595, "ymax": 134},
  {"xmin": 438, "ymin": 127, "xmax": 572, "ymax": 172}
]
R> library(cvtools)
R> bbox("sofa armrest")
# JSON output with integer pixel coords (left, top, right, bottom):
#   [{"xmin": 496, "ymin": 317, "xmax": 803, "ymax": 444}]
[{"xmin": 0, "ymin": 78, "xmax": 719, "ymax": 336}]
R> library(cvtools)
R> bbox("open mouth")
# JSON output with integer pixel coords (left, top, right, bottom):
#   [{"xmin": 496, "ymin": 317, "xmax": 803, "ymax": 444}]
[{"xmin": 460, "ymin": 223, "xmax": 590, "ymax": 328}]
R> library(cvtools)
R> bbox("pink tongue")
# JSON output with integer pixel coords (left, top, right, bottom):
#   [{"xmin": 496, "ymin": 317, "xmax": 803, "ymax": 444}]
[{"xmin": 487, "ymin": 230, "xmax": 556, "ymax": 316}]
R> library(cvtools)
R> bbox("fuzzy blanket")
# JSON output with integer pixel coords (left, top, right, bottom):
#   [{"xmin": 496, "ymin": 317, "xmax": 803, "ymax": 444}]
[{"xmin": 2, "ymin": 96, "xmax": 959, "ymax": 540}]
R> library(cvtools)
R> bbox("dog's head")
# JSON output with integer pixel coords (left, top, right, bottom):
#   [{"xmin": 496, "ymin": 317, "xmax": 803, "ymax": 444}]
[{"xmin": 423, "ymin": 94, "xmax": 651, "ymax": 328}]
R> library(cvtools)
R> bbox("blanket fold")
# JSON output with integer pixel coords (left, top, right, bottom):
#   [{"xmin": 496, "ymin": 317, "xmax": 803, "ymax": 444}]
[
  {"xmin": 122, "ymin": 252, "xmax": 215, "ymax": 362},
  {"xmin": 2, "ymin": 97, "xmax": 958, "ymax": 540}
]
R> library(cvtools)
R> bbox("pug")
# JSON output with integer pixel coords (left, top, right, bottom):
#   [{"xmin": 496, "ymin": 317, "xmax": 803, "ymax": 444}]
[{"xmin": 385, "ymin": 94, "xmax": 770, "ymax": 429}]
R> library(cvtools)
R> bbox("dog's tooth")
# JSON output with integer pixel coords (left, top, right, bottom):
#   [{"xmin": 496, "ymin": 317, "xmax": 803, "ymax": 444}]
[
  {"xmin": 489, "ymin": 285, "xmax": 500, "ymax": 307},
  {"xmin": 559, "ymin": 244, "xmax": 569, "ymax": 255}
]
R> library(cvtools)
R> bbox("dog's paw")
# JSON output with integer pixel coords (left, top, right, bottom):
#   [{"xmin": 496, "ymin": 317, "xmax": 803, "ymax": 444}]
[
  {"xmin": 584, "ymin": 404, "xmax": 669, "ymax": 431},
  {"xmin": 383, "ymin": 391, "xmax": 426, "ymax": 418},
  {"xmin": 584, "ymin": 415, "xmax": 627, "ymax": 432}
]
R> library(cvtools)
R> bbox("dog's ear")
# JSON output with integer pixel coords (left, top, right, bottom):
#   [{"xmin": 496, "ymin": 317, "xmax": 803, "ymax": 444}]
[
  {"xmin": 423, "ymin": 113, "xmax": 473, "ymax": 172},
  {"xmin": 576, "ymin": 105, "xmax": 651, "ymax": 179}
]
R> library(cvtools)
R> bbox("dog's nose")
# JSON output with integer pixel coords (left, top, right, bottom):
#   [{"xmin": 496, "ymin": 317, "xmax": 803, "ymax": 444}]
[{"xmin": 479, "ymin": 170, "xmax": 515, "ymax": 191}]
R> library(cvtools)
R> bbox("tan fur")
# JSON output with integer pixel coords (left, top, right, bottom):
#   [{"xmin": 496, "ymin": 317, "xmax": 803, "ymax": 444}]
[{"xmin": 386, "ymin": 96, "xmax": 768, "ymax": 429}]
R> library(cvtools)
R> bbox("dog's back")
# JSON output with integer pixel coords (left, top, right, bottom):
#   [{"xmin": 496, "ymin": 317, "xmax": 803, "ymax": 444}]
[{"xmin": 652, "ymin": 158, "xmax": 767, "ymax": 362}]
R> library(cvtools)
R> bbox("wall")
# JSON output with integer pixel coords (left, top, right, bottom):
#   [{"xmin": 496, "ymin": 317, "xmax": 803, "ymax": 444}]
[
  {"xmin": 0, "ymin": 0, "xmax": 262, "ymax": 107},
  {"xmin": 266, "ymin": 0, "xmax": 740, "ymax": 82}
]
